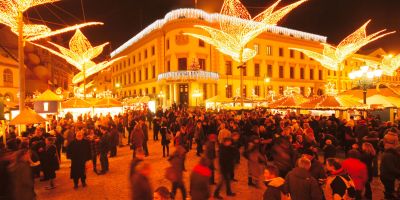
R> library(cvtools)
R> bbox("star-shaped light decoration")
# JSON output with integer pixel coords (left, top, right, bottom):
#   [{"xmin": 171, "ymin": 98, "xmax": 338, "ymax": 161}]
[
  {"xmin": 325, "ymin": 82, "xmax": 338, "ymax": 96},
  {"xmin": 290, "ymin": 21, "xmax": 394, "ymax": 71},
  {"xmin": 33, "ymin": 29, "xmax": 125, "ymax": 84},
  {"xmin": 0, "ymin": 0, "xmax": 102, "ymax": 41},
  {"xmin": 184, "ymin": 0, "xmax": 307, "ymax": 63},
  {"xmin": 283, "ymin": 86, "xmax": 300, "ymax": 97},
  {"xmin": 355, "ymin": 54, "xmax": 400, "ymax": 76}
]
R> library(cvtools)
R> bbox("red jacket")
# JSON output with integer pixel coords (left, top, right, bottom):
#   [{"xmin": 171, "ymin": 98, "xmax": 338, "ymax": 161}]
[{"xmin": 341, "ymin": 158, "xmax": 368, "ymax": 191}]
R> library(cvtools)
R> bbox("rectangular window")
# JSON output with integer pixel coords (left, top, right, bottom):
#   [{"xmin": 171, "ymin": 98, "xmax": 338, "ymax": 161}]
[
  {"xmin": 254, "ymin": 85, "xmax": 260, "ymax": 96},
  {"xmin": 290, "ymin": 49, "xmax": 295, "ymax": 58},
  {"xmin": 334, "ymin": 71, "xmax": 337, "ymax": 76},
  {"xmin": 152, "ymin": 87, "xmax": 156, "ymax": 94},
  {"xmin": 243, "ymin": 66, "xmax": 247, "ymax": 76},
  {"xmin": 128, "ymin": 58, "xmax": 131, "ymax": 66},
  {"xmin": 279, "ymin": 48, "xmax": 284, "ymax": 57},
  {"xmin": 203, "ymin": 84, "xmax": 207, "ymax": 100},
  {"xmin": 226, "ymin": 85, "xmax": 232, "ymax": 98},
  {"xmin": 198, "ymin": 58, "xmax": 206, "ymax": 70},
  {"xmin": 133, "ymin": 56, "xmax": 136, "ymax": 64},
  {"xmin": 290, "ymin": 67, "xmax": 295, "ymax": 79},
  {"xmin": 254, "ymin": 63, "xmax": 260, "ymax": 77},
  {"xmin": 133, "ymin": 72, "xmax": 136, "ymax": 83},
  {"xmin": 139, "ymin": 70, "xmax": 142, "ymax": 81},
  {"xmin": 145, "ymin": 88, "xmax": 149, "ymax": 95},
  {"xmin": 139, "ymin": 89, "xmax": 142, "ymax": 96},
  {"xmin": 226, "ymin": 61, "xmax": 232, "ymax": 75},
  {"xmin": 145, "ymin": 68, "xmax": 149, "ymax": 80},
  {"xmin": 199, "ymin": 39, "xmax": 205, "ymax": 47},
  {"xmin": 138, "ymin": 53, "xmax": 141, "ymax": 61},
  {"xmin": 300, "ymin": 68, "xmax": 304, "ymax": 79},
  {"xmin": 243, "ymin": 85, "xmax": 247, "ymax": 98},
  {"xmin": 266, "ymin": 45, "xmax": 272, "ymax": 56},
  {"xmin": 178, "ymin": 58, "xmax": 187, "ymax": 70},
  {"xmin": 319, "ymin": 70, "xmax": 323, "ymax": 80},
  {"xmin": 300, "ymin": 52, "xmax": 304, "ymax": 59},
  {"xmin": 267, "ymin": 65, "xmax": 273, "ymax": 77},
  {"xmin": 279, "ymin": 86, "xmax": 284, "ymax": 95},
  {"xmin": 152, "ymin": 66, "xmax": 156, "ymax": 78},
  {"xmin": 300, "ymin": 87, "xmax": 305, "ymax": 96},
  {"xmin": 151, "ymin": 46, "xmax": 155, "ymax": 56},
  {"xmin": 166, "ymin": 39, "xmax": 170, "ymax": 50},
  {"xmin": 310, "ymin": 69, "xmax": 314, "ymax": 80},
  {"xmin": 328, "ymin": 70, "xmax": 330, "ymax": 76},
  {"xmin": 279, "ymin": 66, "xmax": 284, "ymax": 78},
  {"xmin": 128, "ymin": 73, "xmax": 131, "ymax": 84},
  {"xmin": 254, "ymin": 44, "xmax": 259, "ymax": 55},
  {"xmin": 144, "ymin": 49, "xmax": 148, "ymax": 59}
]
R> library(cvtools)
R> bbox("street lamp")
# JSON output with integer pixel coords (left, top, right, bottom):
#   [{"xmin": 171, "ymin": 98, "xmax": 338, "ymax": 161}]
[
  {"xmin": 349, "ymin": 65, "xmax": 382, "ymax": 104},
  {"xmin": 264, "ymin": 76, "xmax": 271, "ymax": 98},
  {"xmin": 157, "ymin": 91, "xmax": 165, "ymax": 107},
  {"xmin": 192, "ymin": 89, "xmax": 202, "ymax": 107},
  {"xmin": 115, "ymin": 83, "xmax": 121, "ymax": 98}
]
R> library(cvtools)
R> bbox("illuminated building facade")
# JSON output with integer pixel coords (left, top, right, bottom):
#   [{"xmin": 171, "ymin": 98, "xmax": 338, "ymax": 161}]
[{"xmin": 110, "ymin": 9, "xmax": 400, "ymax": 107}]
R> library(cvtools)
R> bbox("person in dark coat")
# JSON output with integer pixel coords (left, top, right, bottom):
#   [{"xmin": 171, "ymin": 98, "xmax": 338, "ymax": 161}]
[
  {"xmin": 141, "ymin": 119, "xmax": 150, "ymax": 156},
  {"xmin": 284, "ymin": 157, "xmax": 323, "ymax": 200},
  {"xmin": 109, "ymin": 124, "xmax": 119, "ymax": 157},
  {"xmin": 130, "ymin": 161, "xmax": 152, "ymax": 200},
  {"xmin": 160, "ymin": 119, "xmax": 170, "ymax": 157},
  {"xmin": 42, "ymin": 137, "xmax": 59, "ymax": 190},
  {"xmin": 153, "ymin": 117, "xmax": 160, "ymax": 141},
  {"xmin": 130, "ymin": 123, "xmax": 144, "ymax": 158},
  {"xmin": 194, "ymin": 121, "xmax": 205, "ymax": 156},
  {"xmin": 168, "ymin": 144, "xmax": 187, "ymax": 200},
  {"xmin": 271, "ymin": 133, "xmax": 297, "ymax": 177},
  {"xmin": 360, "ymin": 142, "xmax": 376, "ymax": 199},
  {"xmin": 190, "ymin": 157, "xmax": 212, "ymax": 200},
  {"xmin": 98, "ymin": 126, "xmax": 110, "ymax": 174},
  {"xmin": 380, "ymin": 130, "xmax": 400, "ymax": 199},
  {"xmin": 67, "ymin": 129, "xmax": 91, "ymax": 189},
  {"xmin": 204, "ymin": 134, "xmax": 217, "ymax": 184},
  {"xmin": 302, "ymin": 149, "xmax": 326, "ymax": 183},
  {"xmin": 245, "ymin": 136, "xmax": 267, "ymax": 188},
  {"xmin": 263, "ymin": 164, "xmax": 286, "ymax": 200},
  {"xmin": 354, "ymin": 119, "xmax": 369, "ymax": 143},
  {"xmin": 213, "ymin": 137, "xmax": 236, "ymax": 199}
]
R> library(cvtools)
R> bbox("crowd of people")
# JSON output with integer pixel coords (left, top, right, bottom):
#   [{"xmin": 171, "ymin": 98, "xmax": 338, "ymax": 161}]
[{"xmin": 0, "ymin": 106, "xmax": 400, "ymax": 200}]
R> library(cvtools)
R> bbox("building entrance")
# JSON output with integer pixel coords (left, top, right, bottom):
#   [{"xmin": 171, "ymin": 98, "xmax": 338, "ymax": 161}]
[{"xmin": 179, "ymin": 84, "xmax": 189, "ymax": 107}]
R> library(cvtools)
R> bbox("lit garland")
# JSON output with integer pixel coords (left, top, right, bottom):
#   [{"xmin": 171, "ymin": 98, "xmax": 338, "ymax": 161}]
[
  {"xmin": 110, "ymin": 8, "xmax": 326, "ymax": 58},
  {"xmin": 157, "ymin": 70, "xmax": 219, "ymax": 82},
  {"xmin": 0, "ymin": 0, "xmax": 102, "ymax": 41},
  {"xmin": 325, "ymin": 82, "xmax": 337, "ymax": 96},
  {"xmin": 184, "ymin": 0, "xmax": 307, "ymax": 63},
  {"xmin": 355, "ymin": 54, "xmax": 400, "ymax": 76},
  {"xmin": 290, "ymin": 21, "xmax": 394, "ymax": 71},
  {"xmin": 33, "ymin": 29, "xmax": 126, "ymax": 84}
]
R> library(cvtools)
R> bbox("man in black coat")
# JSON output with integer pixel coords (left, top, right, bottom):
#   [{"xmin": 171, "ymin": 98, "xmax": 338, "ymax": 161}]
[
  {"xmin": 99, "ymin": 126, "xmax": 110, "ymax": 174},
  {"xmin": 213, "ymin": 137, "xmax": 236, "ymax": 199},
  {"xmin": 380, "ymin": 129, "xmax": 400, "ymax": 199},
  {"xmin": 67, "ymin": 129, "xmax": 91, "ymax": 188}
]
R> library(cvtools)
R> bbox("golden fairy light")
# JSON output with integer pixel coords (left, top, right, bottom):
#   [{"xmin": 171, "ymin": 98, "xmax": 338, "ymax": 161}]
[
  {"xmin": 33, "ymin": 29, "xmax": 125, "ymax": 98},
  {"xmin": 0, "ymin": 0, "xmax": 102, "ymax": 41},
  {"xmin": 290, "ymin": 21, "xmax": 394, "ymax": 72},
  {"xmin": 185, "ymin": 0, "xmax": 307, "ymax": 63},
  {"xmin": 185, "ymin": 0, "xmax": 307, "ymax": 107},
  {"xmin": 355, "ymin": 54, "xmax": 400, "ymax": 76}
]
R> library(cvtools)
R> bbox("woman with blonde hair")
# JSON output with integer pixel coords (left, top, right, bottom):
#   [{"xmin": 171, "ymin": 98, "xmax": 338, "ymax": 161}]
[{"xmin": 360, "ymin": 142, "xmax": 376, "ymax": 199}]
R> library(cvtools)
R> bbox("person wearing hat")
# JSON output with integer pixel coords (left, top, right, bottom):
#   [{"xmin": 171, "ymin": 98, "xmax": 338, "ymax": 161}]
[
  {"xmin": 213, "ymin": 137, "xmax": 236, "ymax": 199},
  {"xmin": 380, "ymin": 128, "xmax": 400, "ymax": 199}
]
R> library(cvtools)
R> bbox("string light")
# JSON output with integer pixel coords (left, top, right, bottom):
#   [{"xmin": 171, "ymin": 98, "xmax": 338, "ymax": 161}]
[
  {"xmin": 290, "ymin": 20, "xmax": 394, "ymax": 71},
  {"xmin": 355, "ymin": 54, "xmax": 400, "ymax": 76},
  {"xmin": 325, "ymin": 82, "xmax": 337, "ymax": 96},
  {"xmin": 111, "ymin": 8, "xmax": 326, "ymax": 58},
  {"xmin": 0, "ymin": 0, "xmax": 102, "ymax": 41},
  {"xmin": 33, "ymin": 29, "xmax": 126, "ymax": 84},
  {"xmin": 184, "ymin": 0, "xmax": 307, "ymax": 63}
]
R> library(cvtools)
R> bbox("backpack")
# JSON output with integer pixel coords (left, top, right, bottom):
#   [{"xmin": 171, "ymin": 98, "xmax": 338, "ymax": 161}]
[{"xmin": 338, "ymin": 175, "xmax": 356, "ymax": 199}]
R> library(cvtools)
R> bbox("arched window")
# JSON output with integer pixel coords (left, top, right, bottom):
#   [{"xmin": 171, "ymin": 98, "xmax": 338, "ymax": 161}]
[{"xmin": 3, "ymin": 69, "xmax": 13, "ymax": 87}]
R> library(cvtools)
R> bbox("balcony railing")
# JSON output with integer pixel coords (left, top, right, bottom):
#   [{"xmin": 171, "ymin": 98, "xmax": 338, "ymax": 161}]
[{"xmin": 157, "ymin": 70, "xmax": 219, "ymax": 82}]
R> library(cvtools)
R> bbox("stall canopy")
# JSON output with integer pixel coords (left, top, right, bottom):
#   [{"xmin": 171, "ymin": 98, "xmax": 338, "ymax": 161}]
[
  {"xmin": 300, "ymin": 95, "xmax": 368, "ymax": 110},
  {"xmin": 94, "ymin": 97, "xmax": 122, "ymax": 108},
  {"xmin": 33, "ymin": 89, "xmax": 63, "ymax": 102},
  {"xmin": 10, "ymin": 108, "xmax": 46, "ymax": 125},
  {"xmin": 62, "ymin": 98, "xmax": 93, "ymax": 108},
  {"xmin": 268, "ymin": 94, "xmax": 308, "ymax": 109},
  {"xmin": 356, "ymin": 94, "xmax": 400, "ymax": 108}
]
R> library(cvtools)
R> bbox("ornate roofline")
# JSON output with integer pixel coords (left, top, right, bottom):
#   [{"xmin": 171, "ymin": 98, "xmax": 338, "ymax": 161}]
[{"xmin": 111, "ymin": 8, "xmax": 327, "ymax": 57}]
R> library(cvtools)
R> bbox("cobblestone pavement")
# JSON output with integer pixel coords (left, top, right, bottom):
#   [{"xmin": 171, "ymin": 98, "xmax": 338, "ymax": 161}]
[{"xmin": 35, "ymin": 131, "xmax": 387, "ymax": 200}]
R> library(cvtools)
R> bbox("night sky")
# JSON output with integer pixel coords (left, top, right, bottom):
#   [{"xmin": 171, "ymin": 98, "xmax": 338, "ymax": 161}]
[{"xmin": 27, "ymin": 0, "xmax": 400, "ymax": 55}]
